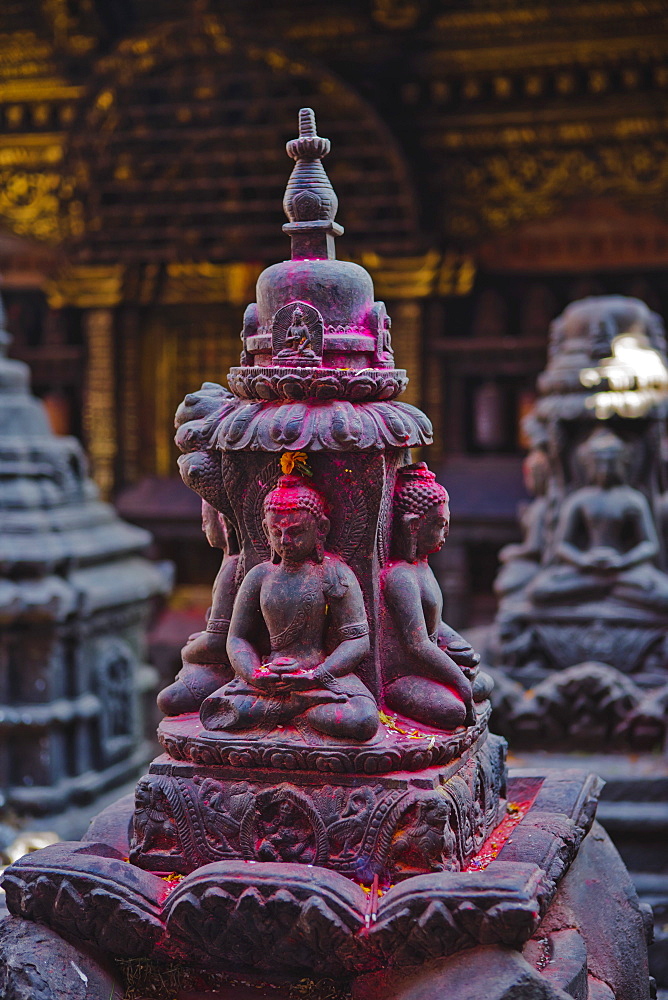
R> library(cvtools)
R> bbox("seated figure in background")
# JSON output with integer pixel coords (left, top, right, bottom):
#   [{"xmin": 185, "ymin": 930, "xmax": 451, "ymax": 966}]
[
  {"xmin": 381, "ymin": 463, "xmax": 476, "ymax": 731},
  {"xmin": 528, "ymin": 428, "xmax": 668, "ymax": 611},
  {"xmin": 494, "ymin": 448, "xmax": 550, "ymax": 600},
  {"xmin": 158, "ymin": 502, "xmax": 239, "ymax": 715},
  {"xmin": 200, "ymin": 474, "xmax": 379, "ymax": 742}
]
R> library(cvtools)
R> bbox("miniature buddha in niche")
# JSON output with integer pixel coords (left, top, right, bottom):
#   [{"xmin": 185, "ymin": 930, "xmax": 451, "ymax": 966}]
[
  {"xmin": 277, "ymin": 306, "xmax": 317, "ymax": 360},
  {"xmin": 158, "ymin": 501, "xmax": 238, "ymax": 715},
  {"xmin": 381, "ymin": 463, "xmax": 475, "ymax": 730},
  {"xmin": 528, "ymin": 428, "xmax": 668, "ymax": 610},
  {"xmin": 200, "ymin": 474, "xmax": 379, "ymax": 741}
]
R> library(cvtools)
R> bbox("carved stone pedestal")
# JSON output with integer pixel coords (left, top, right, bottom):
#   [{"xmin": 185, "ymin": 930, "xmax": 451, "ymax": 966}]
[
  {"xmin": 0, "ymin": 770, "xmax": 607, "ymax": 975},
  {"xmin": 129, "ymin": 717, "xmax": 505, "ymax": 883}
]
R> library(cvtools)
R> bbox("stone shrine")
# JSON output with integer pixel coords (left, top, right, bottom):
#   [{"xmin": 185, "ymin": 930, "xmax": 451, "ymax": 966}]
[
  {"xmin": 0, "ymin": 296, "xmax": 168, "ymax": 819},
  {"xmin": 0, "ymin": 113, "xmax": 652, "ymax": 1000},
  {"xmin": 488, "ymin": 296, "xmax": 668, "ymax": 752}
]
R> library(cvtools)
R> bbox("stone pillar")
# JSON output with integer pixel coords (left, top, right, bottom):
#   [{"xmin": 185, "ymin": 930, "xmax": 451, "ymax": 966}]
[{"xmin": 83, "ymin": 308, "xmax": 117, "ymax": 500}]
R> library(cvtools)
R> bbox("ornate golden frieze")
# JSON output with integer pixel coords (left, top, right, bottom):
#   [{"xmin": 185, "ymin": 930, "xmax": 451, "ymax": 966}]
[
  {"xmin": 430, "ymin": 111, "xmax": 668, "ymax": 153},
  {"xmin": 434, "ymin": 1, "xmax": 667, "ymax": 33},
  {"xmin": 0, "ymin": 32, "xmax": 55, "ymax": 79},
  {"xmin": 162, "ymin": 262, "xmax": 263, "ymax": 307},
  {"xmin": 424, "ymin": 34, "xmax": 668, "ymax": 74},
  {"xmin": 0, "ymin": 80, "xmax": 82, "ymax": 101},
  {"xmin": 353, "ymin": 251, "xmax": 475, "ymax": 299},
  {"xmin": 443, "ymin": 139, "xmax": 668, "ymax": 240},
  {"xmin": 83, "ymin": 308, "xmax": 117, "ymax": 499},
  {"xmin": 0, "ymin": 167, "xmax": 74, "ymax": 243},
  {"xmin": 45, "ymin": 265, "xmax": 125, "ymax": 309}
]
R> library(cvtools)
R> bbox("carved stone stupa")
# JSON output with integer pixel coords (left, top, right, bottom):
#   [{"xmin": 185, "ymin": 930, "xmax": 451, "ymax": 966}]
[
  {"xmin": 0, "ymin": 114, "xmax": 652, "ymax": 1000},
  {"xmin": 0, "ymin": 296, "xmax": 169, "ymax": 818},
  {"xmin": 488, "ymin": 296, "xmax": 668, "ymax": 751}
]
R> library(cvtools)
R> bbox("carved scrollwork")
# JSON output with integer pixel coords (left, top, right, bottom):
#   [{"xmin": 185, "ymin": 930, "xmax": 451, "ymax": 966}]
[{"xmin": 2, "ymin": 769, "xmax": 601, "ymax": 975}]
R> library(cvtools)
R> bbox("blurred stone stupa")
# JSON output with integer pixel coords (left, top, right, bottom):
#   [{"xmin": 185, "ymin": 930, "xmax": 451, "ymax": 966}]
[
  {"xmin": 488, "ymin": 296, "xmax": 668, "ymax": 752},
  {"xmin": 0, "ymin": 294, "xmax": 169, "ymax": 817}
]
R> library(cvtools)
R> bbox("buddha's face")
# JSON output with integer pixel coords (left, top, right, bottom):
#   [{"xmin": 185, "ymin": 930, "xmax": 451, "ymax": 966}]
[
  {"xmin": 264, "ymin": 507, "xmax": 323, "ymax": 563},
  {"xmin": 416, "ymin": 501, "xmax": 450, "ymax": 557},
  {"xmin": 587, "ymin": 450, "xmax": 624, "ymax": 488}
]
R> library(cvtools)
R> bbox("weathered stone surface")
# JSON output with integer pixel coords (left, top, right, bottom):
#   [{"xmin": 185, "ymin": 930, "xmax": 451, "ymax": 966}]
[
  {"xmin": 0, "ymin": 915, "xmax": 123, "ymax": 1000},
  {"xmin": 523, "ymin": 928, "xmax": 588, "ymax": 1000},
  {"xmin": 130, "ymin": 733, "xmax": 505, "ymax": 880},
  {"xmin": 2, "ymin": 770, "xmax": 604, "ymax": 976},
  {"xmin": 82, "ymin": 792, "xmax": 134, "ymax": 855},
  {"xmin": 539, "ymin": 821, "xmax": 651, "ymax": 1000},
  {"xmin": 352, "ymin": 945, "xmax": 573, "ymax": 1000}
]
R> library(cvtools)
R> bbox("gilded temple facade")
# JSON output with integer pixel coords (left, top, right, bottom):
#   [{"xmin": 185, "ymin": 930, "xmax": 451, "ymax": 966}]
[{"xmin": 2, "ymin": 0, "xmax": 668, "ymax": 608}]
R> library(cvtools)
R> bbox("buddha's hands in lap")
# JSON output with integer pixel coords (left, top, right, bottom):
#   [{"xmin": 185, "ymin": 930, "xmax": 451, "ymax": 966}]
[
  {"xmin": 253, "ymin": 660, "xmax": 322, "ymax": 695},
  {"xmin": 581, "ymin": 547, "xmax": 620, "ymax": 571},
  {"xmin": 438, "ymin": 638, "xmax": 479, "ymax": 676}
]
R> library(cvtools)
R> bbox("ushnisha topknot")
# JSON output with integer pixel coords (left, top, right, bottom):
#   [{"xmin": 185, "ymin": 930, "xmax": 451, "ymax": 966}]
[
  {"xmin": 394, "ymin": 462, "xmax": 449, "ymax": 516},
  {"xmin": 263, "ymin": 474, "xmax": 328, "ymax": 518}
]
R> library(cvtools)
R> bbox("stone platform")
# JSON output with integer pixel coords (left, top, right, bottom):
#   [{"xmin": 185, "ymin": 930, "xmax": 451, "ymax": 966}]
[{"xmin": 3, "ymin": 769, "xmax": 604, "ymax": 978}]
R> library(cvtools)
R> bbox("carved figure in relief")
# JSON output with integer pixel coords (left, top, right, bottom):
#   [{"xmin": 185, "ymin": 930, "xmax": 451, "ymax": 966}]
[
  {"xmin": 272, "ymin": 302, "xmax": 323, "ymax": 364},
  {"xmin": 494, "ymin": 449, "xmax": 550, "ymax": 600},
  {"xmin": 158, "ymin": 502, "xmax": 239, "ymax": 715},
  {"xmin": 528, "ymin": 428, "xmax": 668, "ymax": 611},
  {"xmin": 388, "ymin": 797, "xmax": 456, "ymax": 874},
  {"xmin": 131, "ymin": 778, "xmax": 179, "ymax": 858},
  {"xmin": 200, "ymin": 474, "xmax": 379, "ymax": 741},
  {"xmin": 280, "ymin": 307, "xmax": 315, "ymax": 358},
  {"xmin": 380, "ymin": 464, "xmax": 475, "ymax": 731}
]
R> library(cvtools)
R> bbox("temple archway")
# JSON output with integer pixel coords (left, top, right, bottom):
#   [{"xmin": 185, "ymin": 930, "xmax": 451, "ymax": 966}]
[{"xmin": 64, "ymin": 13, "xmax": 420, "ymax": 266}]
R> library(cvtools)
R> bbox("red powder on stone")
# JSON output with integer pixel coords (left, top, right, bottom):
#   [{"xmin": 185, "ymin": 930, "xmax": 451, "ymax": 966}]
[{"xmin": 463, "ymin": 799, "xmax": 534, "ymax": 872}]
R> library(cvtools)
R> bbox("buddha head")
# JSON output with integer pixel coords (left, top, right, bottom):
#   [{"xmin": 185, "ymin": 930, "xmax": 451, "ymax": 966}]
[
  {"xmin": 578, "ymin": 428, "xmax": 628, "ymax": 488},
  {"xmin": 201, "ymin": 501, "xmax": 239, "ymax": 554},
  {"xmin": 392, "ymin": 462, "xmax": 450, "ymax": 563},
  {"xmin": 523, "ymin": 448, "xmax": 549, "ymax": 498},
  {"xmin": 263, "ymin": 474, "xmax": 330, "ymax": 564}
]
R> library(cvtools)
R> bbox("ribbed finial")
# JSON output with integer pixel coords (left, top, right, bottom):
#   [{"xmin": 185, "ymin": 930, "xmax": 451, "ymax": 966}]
[{"xmin": 282, "ymin": 108, "xmax": 343, "ymax": 260}]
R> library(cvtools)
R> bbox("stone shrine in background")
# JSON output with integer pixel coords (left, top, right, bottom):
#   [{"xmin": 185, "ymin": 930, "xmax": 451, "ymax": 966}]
[
  {"xmin": 488, "ymin": 296, "xmax": 668, "ymax": 751},
  {"xmin": 0, "ymin": 296, "xmax": 168, "ymax": 818},
  {"xmin": 0, "ymin": 113, "xmax": 652, "ymax": 1000}
]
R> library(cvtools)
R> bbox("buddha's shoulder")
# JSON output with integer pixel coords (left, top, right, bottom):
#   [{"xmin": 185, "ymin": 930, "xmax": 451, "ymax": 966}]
[
  {"xmin": 242, "ymin": 561, "xmax": 272, "ymax": 585},
  {"xmin": 382, "ymin": 559, "xmax": 419, "ymax": 586},
  {"xmin": 321, "ymin": 554, "xmax": 356, "ymax": 594}
]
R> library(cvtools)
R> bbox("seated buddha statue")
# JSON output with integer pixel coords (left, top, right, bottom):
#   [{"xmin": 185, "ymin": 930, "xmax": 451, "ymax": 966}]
[
  {"xmin": 200, "ymin": 474, "xmax": 379, "ymax": 742},
  {"xmin": 277, "ymin": 306, "xmax": 317, "ymax": 361},
  {"xmin": 494, "ymin": 448, "xmax": 550, "ymax": 600},
  {"xmin": 528, "ymin": 428, "xmax": 668, "ymax": 612},
  {"xmin": 380, "ymin": 463, "xmax": 476, "ymax": 731},
  {"xmin": 158, "ymin": 502, "xmax": 239, "ymax": 715}
]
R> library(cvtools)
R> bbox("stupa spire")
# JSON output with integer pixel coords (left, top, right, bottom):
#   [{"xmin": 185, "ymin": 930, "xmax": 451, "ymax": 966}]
[{"xmin": 282, "ymin": 107, "xmax": 343, "ymax": 261}]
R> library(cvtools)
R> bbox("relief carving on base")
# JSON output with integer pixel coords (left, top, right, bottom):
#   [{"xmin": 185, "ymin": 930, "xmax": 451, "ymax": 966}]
[{"xmin": 129, "ymin": 735, "xmax": 505, "ymax": 881}]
